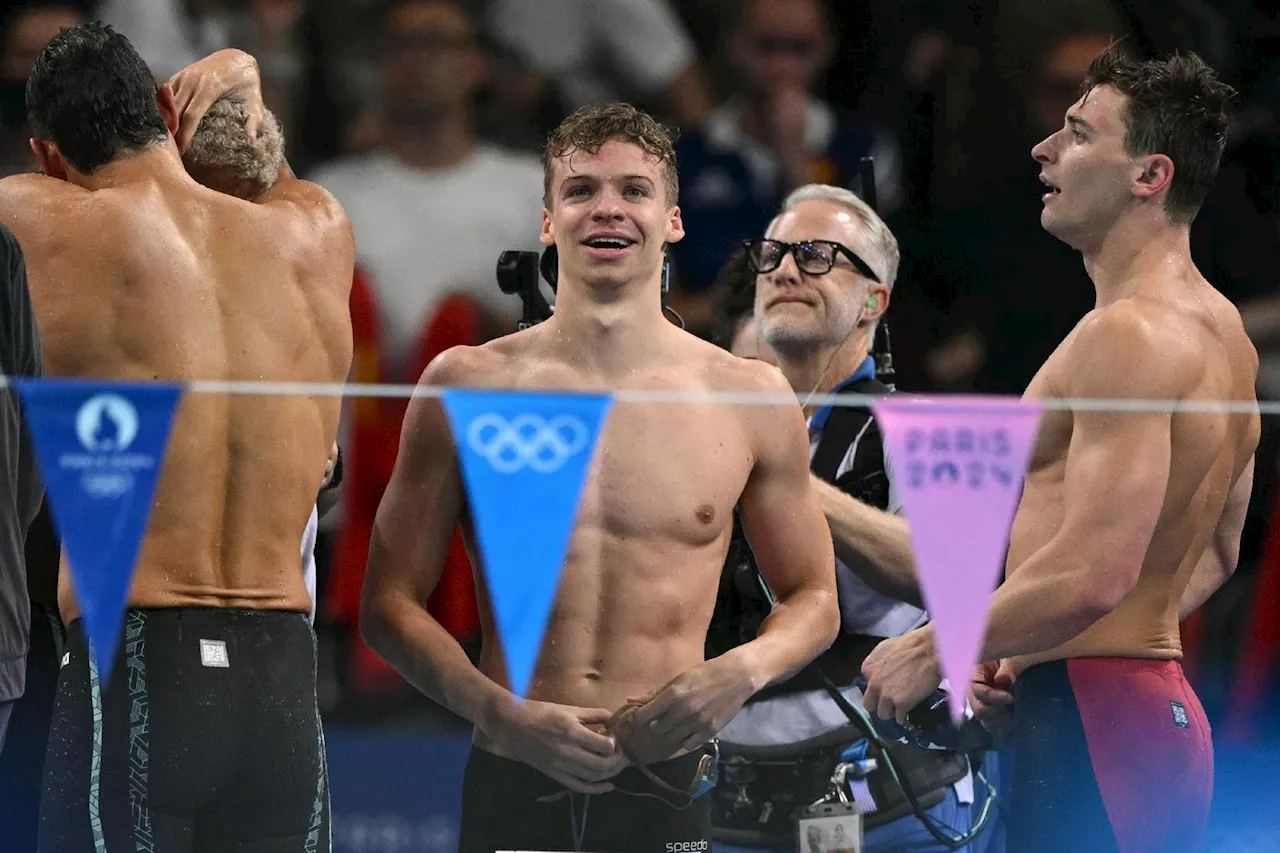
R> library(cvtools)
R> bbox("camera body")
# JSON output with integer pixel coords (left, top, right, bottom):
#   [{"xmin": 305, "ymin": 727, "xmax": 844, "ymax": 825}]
[{"xmin": 495, "ymin": 248, "xmax": 556, "ymax": 329}]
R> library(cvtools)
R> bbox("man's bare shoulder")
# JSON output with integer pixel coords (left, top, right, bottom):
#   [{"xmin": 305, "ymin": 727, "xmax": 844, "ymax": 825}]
[
  {"xmin": 0, "ymin": 174, "xmax": 87, "ymax": 245},
  {"xmin": 0, "ymin": 177, "xmax": 159, "ymax": 273},
  {"xmin": 669, "ymin": 334, "xmax": 803, "ymax": 454},
  {"xmin": 256, "ymin": 175, "xmax": 349, "ymax": 231},
  {"xmin": 1196, "ymin": 277, "xmax": 1260, "ymax": 387},
  {"xmin": 671, "ymin": 329, "xmax": 792, "ymax": 396},
  {"xmin": 418, "ymin": 330, "xmax": 535, "ymax": 390},
  {"xmin": 1064, "ymin": 297, "xmax": 1203, "ymax": 399},
  {"xmin": 0, "ymin": 172, "xmax": 84, "ymax": 204}
]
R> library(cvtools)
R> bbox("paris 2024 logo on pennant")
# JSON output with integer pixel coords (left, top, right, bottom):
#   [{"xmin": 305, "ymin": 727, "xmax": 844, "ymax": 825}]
[
  {"xmin": 16, "ymin": 379, "xmax": 183, "ymax": 682},
  {"xmin": 70, "ymin": 392, "xmax": 146, "ymax": 498}
]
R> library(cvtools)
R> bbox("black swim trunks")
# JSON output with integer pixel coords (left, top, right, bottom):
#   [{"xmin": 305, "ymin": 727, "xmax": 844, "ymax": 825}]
[
  {"xmin": 38, "ymin": 607, "xmax": 329, "ymax": 853},
  {"xmin": 458, "ymin": 745, "xmax": 713, "ymax": 853}
]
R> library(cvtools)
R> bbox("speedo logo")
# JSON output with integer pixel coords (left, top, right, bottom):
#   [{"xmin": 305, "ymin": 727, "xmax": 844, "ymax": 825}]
[{"xmin": 666, "ymin": 842, "xmax": 709, "ymax": 853}]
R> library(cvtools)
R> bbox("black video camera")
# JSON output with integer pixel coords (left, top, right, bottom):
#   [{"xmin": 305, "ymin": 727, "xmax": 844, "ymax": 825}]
[{"xmin": 496, "ymin": 246, "xmax": 558, "ymax": 330}]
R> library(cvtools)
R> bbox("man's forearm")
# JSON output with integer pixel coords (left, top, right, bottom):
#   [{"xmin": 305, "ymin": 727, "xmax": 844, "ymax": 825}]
[
  {"xmin": 813, "ymin": 476, "xmax": 922, "ymax": 604},
  {"xmin": 363, "ymin": 597, "xmax": 512, "ymax": 734},
  {"xmin": 1179, "ymin": 548, "xmax": 1230, "ymax": 621},
  {"xmin": 723, "ymin": 585, "xmax": 839, "ymax": 692},
  {"xmin": 977, "ymin": 546, "xmax": 1112, "ymax": 662}
]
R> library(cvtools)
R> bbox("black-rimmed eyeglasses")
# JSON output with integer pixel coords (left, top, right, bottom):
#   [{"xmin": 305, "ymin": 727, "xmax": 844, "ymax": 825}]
[{"xmin": 742, "ymin": 238, "xmax": 881, "ymax": 283}]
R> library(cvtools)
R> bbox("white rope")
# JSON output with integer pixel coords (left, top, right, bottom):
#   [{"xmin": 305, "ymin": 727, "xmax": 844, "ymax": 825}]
[{"xmin": 0, "ymin": 375, "xmax": 1270, "ymax": 414}]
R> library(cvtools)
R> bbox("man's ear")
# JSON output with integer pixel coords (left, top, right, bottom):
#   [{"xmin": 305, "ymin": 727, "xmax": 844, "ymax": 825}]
[
  {"xmin": 29, "ymin": 138, "xmax": 67, "ymax": 180},
  {"xmin": 539, "ymin": 208, "xmax": 555, "ymax": 247},
  {"xmin": 665, "ymin": 204, "xmax": 685, "ymax": 244},
  {"xmin": 864, "ymin": 283, "xmax": 891, "ymax": 324},
  {"xmin": 156, "ymin": 84, "xmax": 181, "ymax": 138},
  {"xmin": 1133, "ymin": 153, "xmax": 1174, "ymax": 202}
]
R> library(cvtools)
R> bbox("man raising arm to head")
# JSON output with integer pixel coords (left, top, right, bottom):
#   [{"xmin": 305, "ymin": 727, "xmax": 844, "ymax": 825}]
[{"xmin": 5, "ymin": 32, "xmax": 354, "ymax": 852}]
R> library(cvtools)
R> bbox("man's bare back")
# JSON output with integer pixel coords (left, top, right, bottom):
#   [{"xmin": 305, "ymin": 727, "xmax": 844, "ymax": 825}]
[
  {"xmin": 0, "ymin": 112, "xmax": 352, "ymax": 625},
  {"xmin": 18, "ymin": 33, "xmax": 354, "ymax": 851},
  {"xmin": 1008, "ymin": 271, "xmax": 1258, "ymax": 673}
]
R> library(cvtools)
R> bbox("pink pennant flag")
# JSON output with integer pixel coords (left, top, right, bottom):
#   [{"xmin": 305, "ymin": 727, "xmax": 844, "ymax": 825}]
[{"xmin": 872, "ymin": 395, "xmax": 1043, "ymax": 725}]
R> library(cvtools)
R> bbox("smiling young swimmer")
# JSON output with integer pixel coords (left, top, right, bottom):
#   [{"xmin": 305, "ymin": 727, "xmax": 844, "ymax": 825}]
[{"xmin": 361, "ymin": 103, "xmax": 841, "ymax": 853}]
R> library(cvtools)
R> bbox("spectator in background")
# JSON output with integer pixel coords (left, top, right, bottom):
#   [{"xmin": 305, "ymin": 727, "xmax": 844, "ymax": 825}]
[
  {"xmin": 310, "ymin": 0, "xmax": 542, "ymax": 375},
  {"xmin": 706, "ymin": 247, "xmax": 777, "ymax": 366},
  {"xmin": 0, "ymin": 2, "xmax": 88, "ymax": 176},
  {"xmin": 94, "ymin": 0, "xmax": 200, "ymax": 82},
  {"xmin": 669, "ymin": 0, "xmax": 904, "ymax": 333},
  {"xmin": 310, "ymin": 0, "xmax": 544, "ymax": 704},
  {"xmin": 485, "ymin": 0, "xmax": 713, "ymax": 130}
]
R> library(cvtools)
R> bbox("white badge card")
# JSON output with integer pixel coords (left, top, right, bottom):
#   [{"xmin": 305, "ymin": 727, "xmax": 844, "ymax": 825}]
[{"xmin": 797, "ymin": 801, "xmax": 862, "ymax": 853}]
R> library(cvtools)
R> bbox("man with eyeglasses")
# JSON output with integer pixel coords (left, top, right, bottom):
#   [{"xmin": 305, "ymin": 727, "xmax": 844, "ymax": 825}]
[{"xmin": 708, "ymin": 184, "xmax": 998, "ymax": 853}]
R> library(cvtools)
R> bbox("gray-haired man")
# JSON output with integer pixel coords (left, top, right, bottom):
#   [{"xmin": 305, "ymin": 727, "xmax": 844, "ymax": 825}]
[{"xmin": 711, "ymin": 183, "xmax": 999, "ymax": 853}]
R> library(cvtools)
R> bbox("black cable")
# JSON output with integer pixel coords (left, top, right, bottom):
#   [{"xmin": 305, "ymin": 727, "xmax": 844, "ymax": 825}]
[
  {"xmin": 754, "ymin": 562, "xmax": 996, "ymax": 848},
  {"xmin": 874, "ymin": 321, "xmax": 896, "ymax": 391},
  {"xmin": 859, "ymin": 155, "xmax": 898, "ymax": 392},
  {"xmin": 814, "ymin": 664, "xmax": 998, "ymax": 848}
]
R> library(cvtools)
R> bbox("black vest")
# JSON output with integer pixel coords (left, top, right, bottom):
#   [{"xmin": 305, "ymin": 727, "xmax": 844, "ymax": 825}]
[{"xmin": 705, "ymin": 375, "xmax": 894, "ymax": 699}]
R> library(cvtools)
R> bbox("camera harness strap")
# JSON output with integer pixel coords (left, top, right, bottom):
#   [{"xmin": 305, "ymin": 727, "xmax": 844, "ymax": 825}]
[{"xmin": 754, "ymin": 371, "xmax": 997, "ymax": 849}]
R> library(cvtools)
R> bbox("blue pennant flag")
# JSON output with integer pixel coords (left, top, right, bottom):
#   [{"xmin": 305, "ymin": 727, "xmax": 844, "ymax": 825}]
[
  {"xmin": 442, "ymin": 389, "xmax": 612, "ymax": 699},
  {"xmin": 16, "ymin": 379, "xmax": 182, "ymax": 683}
]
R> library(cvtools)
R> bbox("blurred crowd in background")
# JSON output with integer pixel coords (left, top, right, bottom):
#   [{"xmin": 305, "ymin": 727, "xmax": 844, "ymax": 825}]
[{"xmin": 1, "ymin": 0, "xmax": 1278, "ymax": 741}]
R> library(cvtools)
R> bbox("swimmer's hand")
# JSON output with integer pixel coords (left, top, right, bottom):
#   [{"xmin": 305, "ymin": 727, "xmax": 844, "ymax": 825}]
[
  {"xmin": 624, "ymin": 655, "xmax": 755, "ymax": 754},
  {"xmin": 491, "ymin": 699, "xmax": 629, "ymax": 794},
  {"xmin": 970, "ymin": 660, "xmax": 1016, "ymax": 746},
  {"xmin": 321, "ymin": 441, "xmax": 340, "ymax": 488},
  {"xmin": 167, "ymin": 49, "xmax": 266, "ymax": 153},
  {"xmin": 860, "ymin": 626, "xmax": 942, "ymax": 725}
]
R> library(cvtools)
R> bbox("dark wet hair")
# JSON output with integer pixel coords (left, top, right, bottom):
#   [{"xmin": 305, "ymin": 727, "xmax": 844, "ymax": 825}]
[
  {"xmin": 26, "ymin": 21, "xmax": 168, "ymax": 174},
  {"xmin": 1081, "ymin": 42, "xmax": 1236, "ymax": 224}
]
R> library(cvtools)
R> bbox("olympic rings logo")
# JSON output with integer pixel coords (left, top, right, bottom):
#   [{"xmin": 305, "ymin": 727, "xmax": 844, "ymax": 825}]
[{"xmin": 465, "ymin": 413, "xmax": 590, "ymax": 474}]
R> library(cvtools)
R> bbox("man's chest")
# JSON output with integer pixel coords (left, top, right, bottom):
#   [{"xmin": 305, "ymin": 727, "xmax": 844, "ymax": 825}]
[
  {"xmin": 1022, "ymin": 339, "xmax": 1082, "ymax": 472},
  {"xmin": 572, "ymin": 403, "xmax": 755, "ymax": 546}
]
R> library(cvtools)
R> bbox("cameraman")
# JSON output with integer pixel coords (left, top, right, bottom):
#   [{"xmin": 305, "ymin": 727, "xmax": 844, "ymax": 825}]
[{"xmin": 706, "ymin": 184, "xmax": 998, "ymax": 852}]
